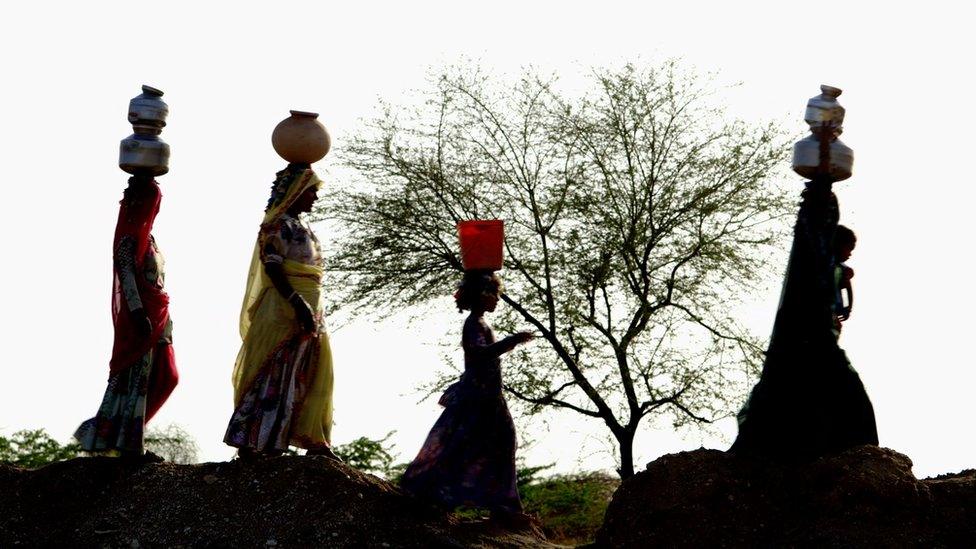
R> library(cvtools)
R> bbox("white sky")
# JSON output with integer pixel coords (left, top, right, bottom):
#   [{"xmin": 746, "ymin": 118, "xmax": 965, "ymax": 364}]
[{"xmin": 1, "ymin": 1, "xmax": 973, "ymax": 478}]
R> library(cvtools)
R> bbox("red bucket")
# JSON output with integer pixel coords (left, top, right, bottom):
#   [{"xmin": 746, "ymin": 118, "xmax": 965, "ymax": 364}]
[{"xmin": 458, "ymin": 220, "xmax": 504, "ymax": 271}]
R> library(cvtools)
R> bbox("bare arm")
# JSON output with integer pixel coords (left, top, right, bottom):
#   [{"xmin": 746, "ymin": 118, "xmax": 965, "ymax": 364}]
[
  {"xmin": 463, "ymin": 319, "xmax": 533, "ymax": 360},
  {"xmin": 839, "ymin": 265, "xmax": 854, "ymax": 321},
  {"xmin": 115, "ymin": 235, "xmax": 151, "ymax": 337},
  {"xmin": 263, "ymin": 242, "xmax": 316, "ymax": 334},
  {"xmin": 840, "ymin": 280, "xmax": 853, "ymax": 320}
]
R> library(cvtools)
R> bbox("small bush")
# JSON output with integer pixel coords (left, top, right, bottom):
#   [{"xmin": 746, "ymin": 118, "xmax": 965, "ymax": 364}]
[
  {"xmin": 0, "ymin": 429, "xmax": 79, "ymax": 468},
  {"xmin": 333, "ymin": 431, "xmax": 404, "ymax": 479},
  {"xmin": 522, "ymin": 471, "xmax": 620, "ymax": 545},
  {"xmin": 145, "ymin": 424, "xmax": 200, "ymax": 464}
]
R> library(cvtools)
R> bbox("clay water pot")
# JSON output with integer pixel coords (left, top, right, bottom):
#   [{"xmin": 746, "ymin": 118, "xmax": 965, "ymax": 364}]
[{"xmin": 271, "ymin": 110, "xmax": 331, "ymax": 164}]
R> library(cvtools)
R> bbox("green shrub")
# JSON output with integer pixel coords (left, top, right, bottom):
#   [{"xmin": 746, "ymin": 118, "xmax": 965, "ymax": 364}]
[
  {"xmin": 333, "ymin": 431, "xmax": 405, "ymax": 479},
  {"xmin": 0, "ymin": 429, "xmax": 79, "ymax": 468},
  {"xmin": 522, "ymin": 471, "xmax": 620, "ymax": 545},
  {"xmin": 145, "ymin": 423, "xmax": 200, "ymax": 464}
]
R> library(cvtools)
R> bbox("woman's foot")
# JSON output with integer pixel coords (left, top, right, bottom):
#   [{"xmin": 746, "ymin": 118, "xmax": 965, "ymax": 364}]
[
  {"xmin": 119, "ymin": 450, "xmax": 164, "ymax": 464},
  {"xmin": 306, "ymin": 447, "xmax": 343, "ymax": 462},
  {"xmin": 489, "ymin": 509, "xmax": 542, "ymax": 533},
  {"xmin": 142, "ymin": 450, "xmax": 165, "ymax": 463},
  {"xmin": 237, "ymin": 447, "xmax": 259, "ymax": 461},
  {"xmin": 237, "ymin": 447, "xmax": 284, "ymax": 461}
]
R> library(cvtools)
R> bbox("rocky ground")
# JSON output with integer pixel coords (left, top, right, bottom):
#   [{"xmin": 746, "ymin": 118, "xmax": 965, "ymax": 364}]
[
  {"xmin": 0, "ymin": 456, "xmax": 557, "ymax": 548},
  {"xmin": 4, "ymin": 445, "xmax": 974, "ymax": 547},
  {"xmin": 596, "ymin": 445, "xmax": 976, "ymax": 548}
]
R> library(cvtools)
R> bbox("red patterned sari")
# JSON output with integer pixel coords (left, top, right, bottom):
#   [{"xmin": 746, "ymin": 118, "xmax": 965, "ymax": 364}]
[{"xmin": 75, "ymin": 179, "xmax": 178, "ymax": 453}]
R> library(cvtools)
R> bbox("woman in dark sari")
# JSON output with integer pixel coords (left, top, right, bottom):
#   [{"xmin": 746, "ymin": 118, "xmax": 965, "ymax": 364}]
[{"xmin": 401, "ymin": 271, "xmax": 533, "ymax": 523}]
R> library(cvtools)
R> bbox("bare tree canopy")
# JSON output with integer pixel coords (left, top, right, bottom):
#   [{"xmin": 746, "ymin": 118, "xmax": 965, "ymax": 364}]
[{"xmin": 323, "ymin": 61, "xmax": 793, "ymax": 478}]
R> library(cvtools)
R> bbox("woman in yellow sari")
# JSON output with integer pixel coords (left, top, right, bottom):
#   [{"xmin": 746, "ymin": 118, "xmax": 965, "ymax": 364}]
[{"xmin": 224, "ymin": 164, "xmax": 337, "ymax": 459}]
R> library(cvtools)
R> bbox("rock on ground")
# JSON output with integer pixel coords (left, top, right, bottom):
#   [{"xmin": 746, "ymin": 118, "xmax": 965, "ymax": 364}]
[{"xmin": 596, "ymin": 445, "xmax": 976, "ymax": 548}]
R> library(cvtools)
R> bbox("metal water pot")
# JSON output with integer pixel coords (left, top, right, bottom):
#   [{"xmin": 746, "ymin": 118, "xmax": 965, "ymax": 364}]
[
  {"xmin": 119, "ymin": 85, "xmax": 170, "ymax": 176},
  {"xmin": 127, "ymin": 85, "xmax": 168, "ymax": 128},
  {"xmin": 791, "ymin": 84, "xmax": 853, "ymax": 182},
  {"xmin": 791, "ymin": 135, "xmax": 853, "ymax": 181},
  {"xmin": 804, "ymin": 85, "xmax": 845, "ymax": 131}
]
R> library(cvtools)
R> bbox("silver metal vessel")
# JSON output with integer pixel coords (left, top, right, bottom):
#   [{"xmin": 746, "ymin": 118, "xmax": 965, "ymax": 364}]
[
  {"xmin": 791, "ymin": 85, "xmax": 853, "ymax": 182},
  {"xmin": 119, "ymin": 85, "xmax": 170, "ymax": 176}
]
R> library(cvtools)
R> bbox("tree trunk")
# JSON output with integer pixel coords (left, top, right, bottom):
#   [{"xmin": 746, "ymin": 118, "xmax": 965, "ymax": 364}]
[{"xmin": 616, "ymin": 429, "xmax": 636, "ymax": 479}]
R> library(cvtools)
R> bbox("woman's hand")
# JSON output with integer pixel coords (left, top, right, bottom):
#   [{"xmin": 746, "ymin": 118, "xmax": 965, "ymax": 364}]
[
  {"xmin": 512, "ymin": 331, "xmax": 535, "ymax": 345},
  {"xmin": 264, "ymin": 261, "xmax": 317, "ymax": 335},
  {"xmin": 131, "ymin": 308, "xmax": 153, "ymax": 339},
  {"xmin": 290, "ymin": 294, "xmax": 317, "ymax": 334}
]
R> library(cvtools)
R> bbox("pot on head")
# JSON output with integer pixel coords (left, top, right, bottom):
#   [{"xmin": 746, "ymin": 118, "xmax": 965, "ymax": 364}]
[
  {"xmin": 272, "ymin": 110, "xmax": 331, "ymax": 164},
  {"xmin": 790, "ymin": 84, "xmax": 854, "ymax": 183},
  {"xmin": 804, "ymin": 85, "xmax": 845, "ymax": 132},
  {"xmin": 119, "ymin": 85, "xmax": 170, "ymax": 176},
  {"xmin": 791, "ymin": 135, "xmax": 853, "ymax": 182}
]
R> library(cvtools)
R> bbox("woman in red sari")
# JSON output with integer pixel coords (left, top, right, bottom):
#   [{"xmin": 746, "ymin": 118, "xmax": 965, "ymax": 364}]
[{"xmin": 74, "ymin": 174, "xmax": 179, "ymax": 459}]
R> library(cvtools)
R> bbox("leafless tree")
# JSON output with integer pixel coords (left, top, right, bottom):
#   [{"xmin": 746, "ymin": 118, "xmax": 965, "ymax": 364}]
[{"xmin": 322, "ymin": 61, "xmax": 792, "ymax": 478}]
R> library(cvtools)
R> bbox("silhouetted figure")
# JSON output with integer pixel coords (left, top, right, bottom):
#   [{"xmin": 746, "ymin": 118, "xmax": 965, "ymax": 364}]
[
  {"xmin": 730, "ymin": 183, "xmax": 878, "ymax": 461},
  {"xmin": 402, "ymin": 271, "xmax": 533, "ymax": 523}
]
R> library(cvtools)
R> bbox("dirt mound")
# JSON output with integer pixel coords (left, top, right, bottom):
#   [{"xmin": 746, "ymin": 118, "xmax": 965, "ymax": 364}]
[
  {"xmin": 0, "ymin": 456, "xmax": 557, "ymax": 548},
  {"xmin": 596, "ymin": 445, "xmax": 976, "ymax": 547}
]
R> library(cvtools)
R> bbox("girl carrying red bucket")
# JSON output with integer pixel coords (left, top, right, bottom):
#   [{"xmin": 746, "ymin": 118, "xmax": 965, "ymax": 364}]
[{"xmin": 401, "ymin": 221, "xmax": 536, "ymax": 528}]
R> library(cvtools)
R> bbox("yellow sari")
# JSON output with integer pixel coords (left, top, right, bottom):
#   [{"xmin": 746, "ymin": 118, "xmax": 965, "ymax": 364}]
[{"xmin": 225, "ymin": 168, "xmax": 334, "ymax": 450}]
